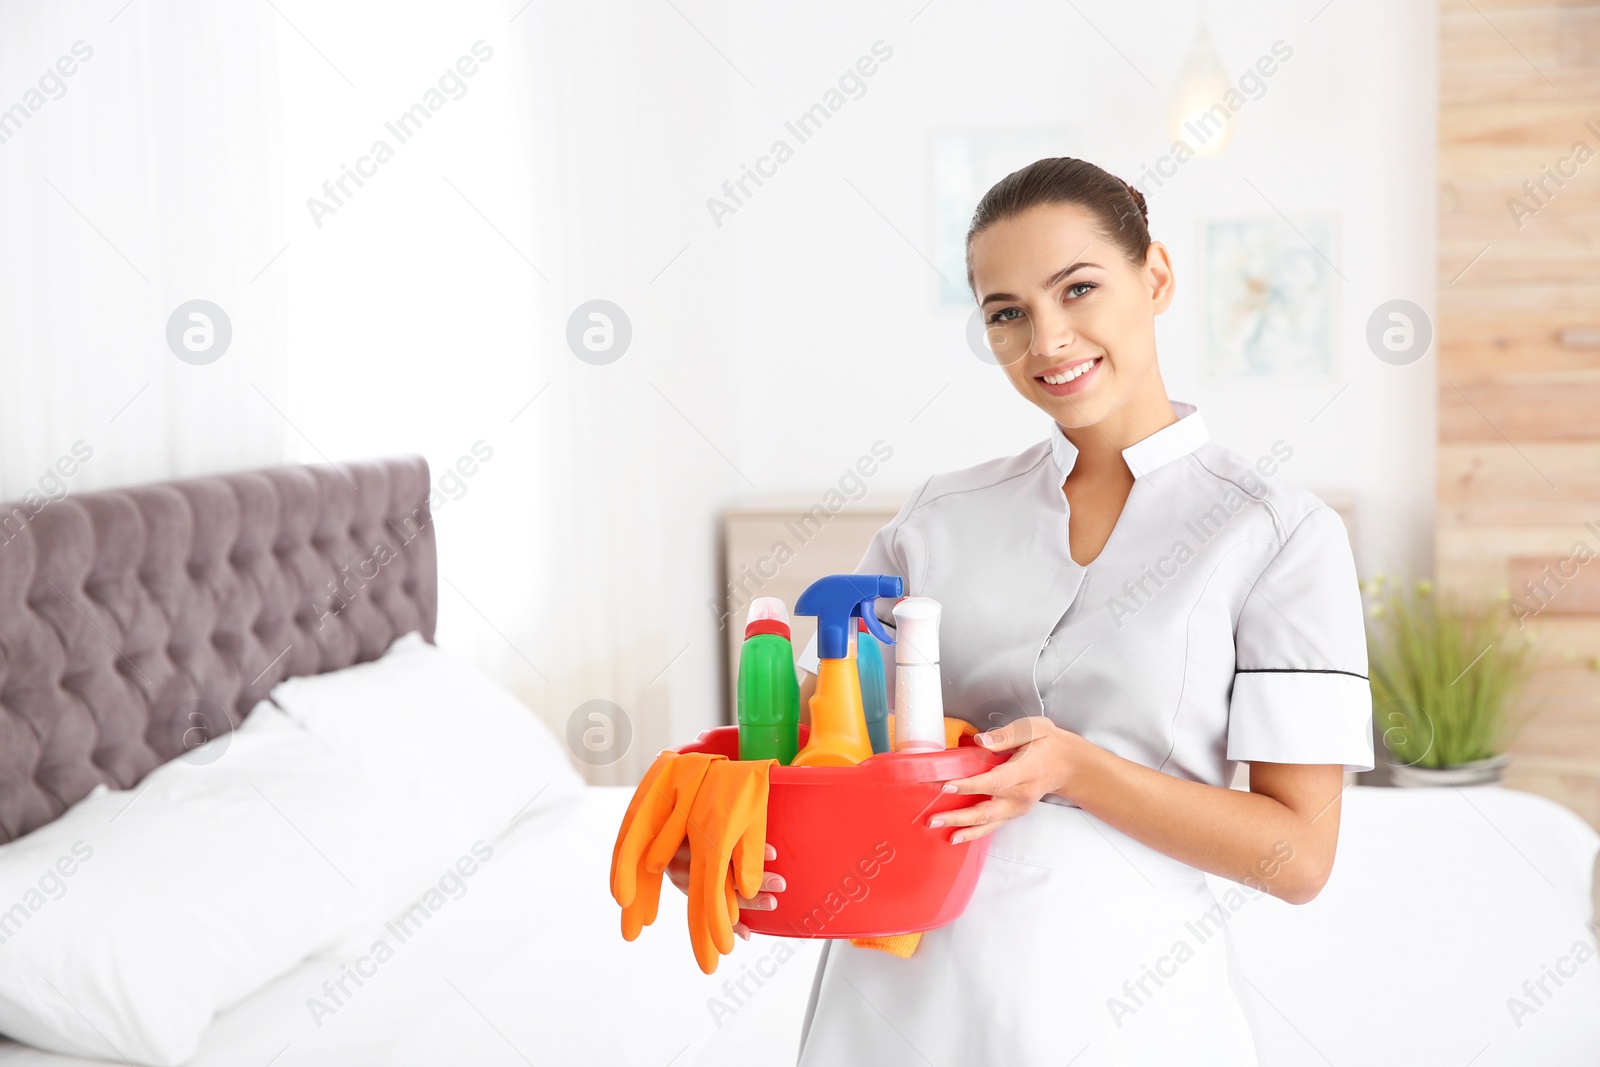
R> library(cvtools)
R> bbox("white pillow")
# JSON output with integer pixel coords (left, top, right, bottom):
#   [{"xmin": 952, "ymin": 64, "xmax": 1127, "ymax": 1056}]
[
  {"xmin": 0, "ymin": 704, "xmax": 380, "ymax": 1065},
  {"xmin": 269, "ymin": 632, "xmax": 584, "ymax": 846}
]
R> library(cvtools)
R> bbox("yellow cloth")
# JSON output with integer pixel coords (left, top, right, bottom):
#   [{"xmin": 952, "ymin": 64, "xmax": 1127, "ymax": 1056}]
[
  {"xmin": 852, "ymin": 931, "xmax": 925, "ymax": 958},
  {"xmin": 848, "ymin": 716, "xmax": 980, "ymax": 957}
]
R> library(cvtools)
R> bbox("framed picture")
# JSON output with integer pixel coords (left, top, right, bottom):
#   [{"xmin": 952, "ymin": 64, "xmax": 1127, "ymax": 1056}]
[
  {"xmin": 928, "ymin": 128, "xmax": 1074, "ymax": 307},
  {"xmin": 1198, "ymin": 214, "xmax": 1339, "ymax": 383}
]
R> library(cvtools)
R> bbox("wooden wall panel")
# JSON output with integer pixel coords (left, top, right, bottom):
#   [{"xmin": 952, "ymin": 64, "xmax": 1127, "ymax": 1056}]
[
  {"xmin": 1442, "ymin": 6, "xmax": 1600, "ymax": 107},
  {"xmin": 1438, "ymin": 0, "xmax": 1600, "ymax": 828}
]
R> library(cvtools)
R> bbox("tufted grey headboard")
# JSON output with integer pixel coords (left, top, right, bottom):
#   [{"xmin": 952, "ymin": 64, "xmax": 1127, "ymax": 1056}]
[{"xmin": 0, "ymin": 456, "xmax": 437, "ymax": 844}]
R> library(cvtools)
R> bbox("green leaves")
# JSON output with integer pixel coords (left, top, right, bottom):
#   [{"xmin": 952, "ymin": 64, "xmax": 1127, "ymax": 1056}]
[{"xmin": 1362, "ymin": 575, "xmax": 1536, "ymax": 770}]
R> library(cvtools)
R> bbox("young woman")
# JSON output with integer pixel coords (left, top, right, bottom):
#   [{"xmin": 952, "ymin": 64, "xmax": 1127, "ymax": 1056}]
[{"xmin": 673, "ymin": 157, "xmax": 1373, "ymax": 1065}]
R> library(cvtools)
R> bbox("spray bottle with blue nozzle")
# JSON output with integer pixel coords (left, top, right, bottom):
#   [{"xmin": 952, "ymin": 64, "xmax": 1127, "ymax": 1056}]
[
  {"xmin": 791, "ymin": 574, "xmax": 902, "ymax": 767},
  {"xmin": 855, "ymin": 618, "xmax": 892, "ymax": 755}
]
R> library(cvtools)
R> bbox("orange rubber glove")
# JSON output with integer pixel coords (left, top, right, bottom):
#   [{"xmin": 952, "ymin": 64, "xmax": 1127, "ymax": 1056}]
[
  {"xmin": 684, "ymin": 757, "xmax": 775, "ymax": 974},
  {"xmin": 609, "ymin": 750, "xmax": 725, "ymax": 940}
]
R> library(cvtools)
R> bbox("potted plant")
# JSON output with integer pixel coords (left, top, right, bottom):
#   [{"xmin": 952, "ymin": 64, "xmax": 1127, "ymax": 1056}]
[{"xmin": 1362, "ymin": 574, "xmax": 1537, "ymax": 787}]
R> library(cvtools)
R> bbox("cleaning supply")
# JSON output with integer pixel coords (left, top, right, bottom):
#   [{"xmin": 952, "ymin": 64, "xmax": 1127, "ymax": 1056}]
[
  {"xmin": 736, "ymin": 597, "xmax": 801, "ymax": 764},
  {"xmin": 684, "ymin": 758, "xmax": 776, "ymax": 974},
  {"xmin": 891, "ymin": 597, "xmax": 945, "ymax": 753},
  {"xmin": 609, "ymin": 750, "xmax": 778, "ymax": 975},
  {"xmin": 674, "ymin": 719, "xmax": 1005, "ymax": 942},
  {"xmin": 852, "ymin": 929, "xmax": 924, "ymax": 959},
  {"xmin": 885, "ymin": 713, "xmax": 979, "ymax": 751},
  {"xmin": 791, "ymin": 574, "xmax": 903, "ymax": 767},
  {"xmin": 849, "ymin": 715, "xmax": 982, "ymax": 959},
  {"xmin": 610, "ymin": 750, "xmax": 724, "ymax": 940},
  {"xmin": 855, "ymin": 619, "xmax": 891, "ymax": 755}
]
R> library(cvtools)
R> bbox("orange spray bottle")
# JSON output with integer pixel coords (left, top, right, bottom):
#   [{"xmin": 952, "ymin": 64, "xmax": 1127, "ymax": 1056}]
[{"xmin": 791, "ymin": 574, "xmax": 903, "ymax": 767}]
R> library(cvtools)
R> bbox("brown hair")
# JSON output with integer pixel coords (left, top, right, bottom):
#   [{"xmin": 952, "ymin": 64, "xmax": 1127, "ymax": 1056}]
[{"xmin": 964, "ymin": 157, "xmax": 1150, "ymax": 295}]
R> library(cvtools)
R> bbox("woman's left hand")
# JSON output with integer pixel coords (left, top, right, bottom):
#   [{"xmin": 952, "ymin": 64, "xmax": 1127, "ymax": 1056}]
[{"xmin": 932, "ymin": 716, "xmax": 1082, "ymax": 843}]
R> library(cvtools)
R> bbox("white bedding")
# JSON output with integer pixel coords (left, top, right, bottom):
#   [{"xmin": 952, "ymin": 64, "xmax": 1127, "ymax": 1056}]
[
  {"xmin": 1218, "ymin": 785, "xmax": 1600, "ymax": 1067},
  {"xmin": 0, "ymin": 786, "xmax": 822, "ymax": 1067},
  {"xmin": 1, "ymin": 786, "xmax": 1594, "ymax": 1066}
]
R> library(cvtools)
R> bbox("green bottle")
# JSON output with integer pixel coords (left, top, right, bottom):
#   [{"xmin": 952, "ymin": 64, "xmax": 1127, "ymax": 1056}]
[{"xmin": 737, "ymin": 597, "xmax": 801, "ymax": 764}]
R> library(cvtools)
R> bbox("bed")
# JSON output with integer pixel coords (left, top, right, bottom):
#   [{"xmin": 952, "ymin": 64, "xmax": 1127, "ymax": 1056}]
[{"xmin": 0, "ymin": 458, "xmax": 1596, "ymax": 1066}]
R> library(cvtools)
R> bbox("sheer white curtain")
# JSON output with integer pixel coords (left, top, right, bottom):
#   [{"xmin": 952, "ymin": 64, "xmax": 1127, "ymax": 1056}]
[
  {"xmin": 0, "ymin": 0, "xmax": 716, "ymax": 784},
  {"xmin": 502, "ymin": 0, "xmax": 698, "ymax": 785},
  {"xmin": 0, "ymin": 1, "xmax": 289, "ymax": 499},
  {"xmin": 269, "ymin": 1, "xmax": 706, "ymax": 784}
]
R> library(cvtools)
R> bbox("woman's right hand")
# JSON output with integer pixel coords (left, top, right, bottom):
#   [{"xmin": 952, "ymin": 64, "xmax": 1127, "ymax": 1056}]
[{"xmin": 666, "ymin": 840, "xmax": 784, "ymax": 939}]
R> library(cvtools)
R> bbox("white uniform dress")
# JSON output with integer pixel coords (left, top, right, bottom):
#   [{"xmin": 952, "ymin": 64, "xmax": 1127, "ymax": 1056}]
[{"xmin": 792, "ymin": 400, "xmax": 1374, "ymax": 1067}]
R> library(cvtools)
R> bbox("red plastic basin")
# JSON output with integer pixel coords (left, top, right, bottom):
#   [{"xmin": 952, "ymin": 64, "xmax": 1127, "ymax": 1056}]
[{"xmin": 677, "ymin": 724, "xmax": 1006, "ymax": 939}]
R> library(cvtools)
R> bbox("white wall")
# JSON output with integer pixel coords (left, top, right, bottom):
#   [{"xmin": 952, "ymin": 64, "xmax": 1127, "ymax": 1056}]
[
  {"xmin": 634, "ymin": 0, "xmax": 1438, "ymax": 741},
  {"xmin": 704, "ymin": 0, "xmax": 1436, "ymax": 574},
  {"xmin": 0, "ymin": 0, "xmax": 1437, "ymax": 775}
]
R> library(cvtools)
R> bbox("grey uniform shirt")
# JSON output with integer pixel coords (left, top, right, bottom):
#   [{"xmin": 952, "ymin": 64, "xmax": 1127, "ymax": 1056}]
[{"xmin": 797, "ymin": 400, "xmax": 1375, "ymax": 800}]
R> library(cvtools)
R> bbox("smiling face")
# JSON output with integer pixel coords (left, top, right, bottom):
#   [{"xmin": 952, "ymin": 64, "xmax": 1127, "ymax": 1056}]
[{"xmin": 968, "ymin": 201, "xmax": 1175, "ymax": 429}]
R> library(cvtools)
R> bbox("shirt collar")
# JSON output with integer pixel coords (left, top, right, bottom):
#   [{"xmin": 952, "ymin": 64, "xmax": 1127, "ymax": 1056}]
[{"xmin": 1048, "ymin": 400, "xmax": 1208, "ymax": 481}]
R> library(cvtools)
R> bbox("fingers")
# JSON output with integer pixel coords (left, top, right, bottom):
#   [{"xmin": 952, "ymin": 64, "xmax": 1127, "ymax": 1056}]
[
  {"xmin": 942, "ymin": 768, "xmax": 1002, "ymax": 797},
  {"xmin": 678, "ymin": 855, "xmax": 780, "ymax": 900},
  {"xmin": 941, "ymin": 757, "xmax": 1023, "ymax": 801},
  {"xmin": 734, "ymin": 870, "xmax": 785, "ymax": 912},
  {"xmin": 730, "ymin": 843, "xmax": 778, "ymax": 900},
  {"xmin": 727, "ymin": 870, "xmax": 784, "ymax": 946},
  {"xmin": 975, "ymin": 715, "xmax": 1053, "ymax": 752},
  {"xmin": 949, "ymin": 818, "xmax": 1005, "ymax": 844},
  {"xmin": 929, "ymin": 797, "xmax": 1038, "ymax": 843},
  {"xmin": 943, "ymin": 728, "xmax": 1053, "ymax": 796},
  {"xmin": 660, "ymin": 864, "xmax": 779, "ymax": 955},
  {"xmin": 931, "ymin": 796, "xmax": 1009, "ymax": 831},
  {"xmin": 731, "ymin": 874, "xmax": 784, "ymax": 942}
]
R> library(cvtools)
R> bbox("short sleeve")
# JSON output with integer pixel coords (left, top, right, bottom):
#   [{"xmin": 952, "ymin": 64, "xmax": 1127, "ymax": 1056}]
[
  {"xmin": 1226, "ymin": 505, "xmax": 1374, "ymax": 772},
  {"xmin": 795, "ymin": 481, "xmax": 925, "ymax": 676}
]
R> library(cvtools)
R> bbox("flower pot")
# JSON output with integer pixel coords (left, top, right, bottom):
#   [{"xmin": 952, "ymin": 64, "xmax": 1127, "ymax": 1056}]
[{"xmin": 1388, "ymin": 753, "xmax": 1509, "ymax": 788}]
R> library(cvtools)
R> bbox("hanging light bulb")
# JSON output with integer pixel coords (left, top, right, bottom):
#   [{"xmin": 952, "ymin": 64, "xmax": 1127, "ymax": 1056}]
[{"xmin": 1168, "ymin": 5, "xmax": 1234, "ymax": 156}]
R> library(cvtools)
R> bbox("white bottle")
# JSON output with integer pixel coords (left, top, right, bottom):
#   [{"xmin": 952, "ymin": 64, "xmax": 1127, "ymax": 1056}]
[{"xmin": 892, "ymin": 597, "xmax": 944, "ymax": 752}]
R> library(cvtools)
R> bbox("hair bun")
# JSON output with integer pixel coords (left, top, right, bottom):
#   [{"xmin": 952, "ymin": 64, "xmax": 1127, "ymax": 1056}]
[{"xmin": 1121, "ymin": 179, "xmax": 1149, "ymax": 223}]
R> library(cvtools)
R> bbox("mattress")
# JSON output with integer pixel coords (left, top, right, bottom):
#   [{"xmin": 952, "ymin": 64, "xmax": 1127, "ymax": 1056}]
[{"xmin": 0, "ymin": 787, "xmax": 825, "ymax": 1067}]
